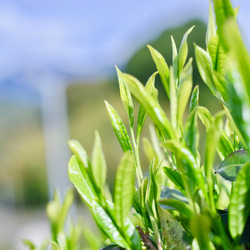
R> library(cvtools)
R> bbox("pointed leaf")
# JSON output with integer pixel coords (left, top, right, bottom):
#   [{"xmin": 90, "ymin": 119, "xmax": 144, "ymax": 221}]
[
  {"xmin": 114, "ymin": 152, "xmax": 135, "ymax": 229},
  {"xmin": 229, "ymin": 163, "xmax": 250, "ymax": 241},
  {"xmin": 105, "ymin": 101, "xmax": 132, "ymax": 152},
  {"xmin": 116, "ymin": 67, "xmax": 134, "ymax": 126},
  {"xmin": 68, "ymin": 155, "xmax": 97, "ymax": 207},
  {"xmin": 122, "ymin": 73, "xmax": 175, "ymax": 140},
  {"xmin": 148, "ymin": 45, "xmax": 170, "ymax": 97},
  {"xmin": 92, "ymin": 200, "xmax": 130, "ymax": 249},
  {"xmin": 91, "ymin": 131, "xmax": 107, "ymax": 189},
  {"xmin": 178, "ymin": 26, "xmax": 194, "ymax": 77},
  {"xmin": 206, "ymin": 1, "xmax": 217, "ymax": 46},
  {"xmin": 170, "ymin": 67, "xmax": 177, "ymax": 128}
]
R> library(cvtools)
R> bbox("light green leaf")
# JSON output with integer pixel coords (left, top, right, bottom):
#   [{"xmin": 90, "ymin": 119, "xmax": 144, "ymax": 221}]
[
  {"xmin": 229, "ymin": 163, "xmax": 250, "ymax": 241},
  {"xmin": 92, "ymin": 200, "xmax": 130, "ymax": 249},
  {"xmin": 177, "ymin": 58, "xmax": 193, "ymax": 126},
  {"xmin": 105, "ymin": 101, "xmax": 132, "ymax": 152},
  {"xmin": 178, "ymin": 26, "xmax": 194, "ymax": 78},
  {"xmin": 68, "ymin": 139, "xmax": 90, "ymax": 168},
  {"xmin": 116, "ymin": 66, "xmax": 134, "ymax": 127},
  {"xmin": 22, "ymin": 240, "xmax": 36, "ymax": 250},
  {"xmin": 68, "ymin": 155, "xmax": 97, "ymax": 207},
  {"xmin": 122, "ymin": 73, "xmax": 176, "ymax": 140},
  {"xmin": 171, "ymin": 35, "xmax": 178, "ymax": 80},
  {"xmin": 170, "ymin": 67, "xmax": 177, "ymax": 128},
  {"xmin": 148, "ymin": 44, "xmax": 170, "ymax": 97},
  {"xmin": 91, "ymin": 131, "xmax": 107, "ymax": 190},
  {"xmin": 184, "ymin": 85, "xmax": 199, "ymax": 157},
  {"xmin": 206, "ymin": 0, "xmax": 217, "ymax": 46},
  {"xmin": 114, "ymin": 152, "xmax": 135, "ymax": 229},
  {"xmin": 204, "ymin": 111, "xmax": 224, "ymax": 212},
  {"xmin": 137, "ymin": 72, "xmax": 158, "ymax": 138}
]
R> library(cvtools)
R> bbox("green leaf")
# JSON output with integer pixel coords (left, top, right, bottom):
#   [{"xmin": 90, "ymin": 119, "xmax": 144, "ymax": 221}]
[
  {"xmin": 114, "ymin": 152, "xmax": 135, "ymax": 229},
  {"xmin": 178, "ymin": 26, "xmax": 194, "ymax": 78},
  {"xmin": 162, "ymin": 166, "xmax": 185, "ymax": 193},
  {"xmin": 116, "ymin": 66, "xmax": 134, "ymax": 127},
  {"xmin": 204, "ymin": 111, "xmax": 224, "ymax": 212},
  {"xmin": 177, "ymin": 58, "xmax": 193, "ymax": 126},
  {"xmin": 105, "ymin": 101, "xmax": 132, "ymax": 152},
  {"xmin": 137, "ymin": 72, "xmax": 158, "ymax": 138},
  {"xmin": 68, "ymin": 155, "xmax": 97, "ymax": 207},
  {"xmin": 170, "ymin": 67, "xmax": 177, "ymax": 128},
  {"xmin": 206, "ymin": 0, "xmax": 217, "ymax": 46},
  {"xmin": 229, "ymin": 163, "xmax": 250, "ymax": 241},
  {"xmin": 91, "ymin": 131, "xmax": 107, "ymax": 190},
  {"xmin": 68, "ymin": 139, "xmax": 90, "ymax": 168},
  {"xmin": 148, "ymin": 44, "xmax": 170, "ymax": 97},
  {"xmin": 171, "ymin": 35, "xmax": 178, "ymax": 80},
  {"xmin": 189, "ymin": 214, "xmax": 212, "ymax": 249},
  {"xmin": 22, "ymin": 240, "xmax": 36, "ymax": 250},
  {"xmin": 92, "ymin": 200, "xmax": 130, "ymax": 249},
  {"xmin": 216, "ymin": 150, "xmax": 250, "ymax": 181},
  {"xmin": 158, "ymin": 206, "xmax": 186, "ymax": 250},
  {"xmin": 122, "ymin": 73, "xmax": 176, "ymax": 140},
  {"xmin": 184, "ymin": 85, "xmax": 199, "ymax": 157}
]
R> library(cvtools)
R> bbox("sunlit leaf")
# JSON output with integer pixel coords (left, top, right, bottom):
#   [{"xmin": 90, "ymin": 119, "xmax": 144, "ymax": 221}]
[
  {"xmin": 206, "ymin": 1, "xmax": 217, "ymax": 46},
  {"xmin": 105, "ymin": 101, "xmax": 132, "ymax": 152},
  {"xmin": 116, "ymin": 66, "xmax": 134, "ymax": 127},
  {"xmin": 68, "ymin": 155, "xmax": 97, "ymax": 207},
  {"xmin": 92, "ymin": 200, "xmax": 130, "ymax": 249},
  {"xmin": 91, "ymin": 131, "xmax": 107, "ymax": 190},
  {"xmin": 148, "ymin": 45, "xmax": 170, "ymax": 97},
  {"xmin": 114, "ymin": 152, "xmax": 135, "ymax": 229}
]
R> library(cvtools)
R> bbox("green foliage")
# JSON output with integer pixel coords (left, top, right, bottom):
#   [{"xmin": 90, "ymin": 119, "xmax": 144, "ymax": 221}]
[{"xmin": 26, "ymin": 0, "xmax": 250, "ymax": 249}]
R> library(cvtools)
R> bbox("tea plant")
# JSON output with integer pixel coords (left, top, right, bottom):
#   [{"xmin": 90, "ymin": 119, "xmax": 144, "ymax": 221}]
[{"xmin": 25, "ymin": 0, "xmax": 250, "ymax": 249}]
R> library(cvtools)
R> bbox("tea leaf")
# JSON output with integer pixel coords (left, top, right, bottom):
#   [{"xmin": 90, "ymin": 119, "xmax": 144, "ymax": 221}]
[
  {"xmin": 177, "ymin": 58, "xmax": 193, "ymax": 127},
  {"xmin": 91, "ymin": 131, "xmax": 107, "ymax": 190},
  {"xmin": 215, "ymin": 150, "xmax": 250, "ymax": 181},
  {"xmin": 229, "ymin": 163, "xmax": 250, "ymax": 241},
  {"xmin": 184, "ymin": 85, "xmax": 199, "ymax": 157},
  {"xmin": 148, "ymin": 45, "xmax": 170, "ymax": 97},
  {"xmin": 122, "ymin": 73, "xmax": 176, "ymax": 140},
  {"xmin": 170, "ymin": 67, "xmax": 177, "ymax": 128},
  {"xmin": 137, "ymin": 72, "xmax": 158, "ymax": 138},
  {"xmin": 206, "ymin": 1, "xmax": 217, "ymax": 46},
  {"xmin": 68, "ymin": 139, "xmax": 90, "ymax": 168},
  {"xmin": 105, "ymin": 101, "xmax": 132, "ymax": 152},
  {"xmin": 171, "ymin": 35, "xmax": 178, "ymax": 80},
  {"xmin": 114, "ymin": 152, "xmax": 135, "ymax": 229},
  {"xmin": 68, "ymin": 155, "xmax": 97, "ymax": 207},
  {"xmin": 92, "ymin": 200, "xmax": 130, "ymax": 249},
  {"xmin": 116, "ymin": 67, "xmax": 134, "ymax": 127},
  {"xmin": 178, "ymin": 26, "xmax": 194, "ymax": 78},
  {"xmin": 189, "ymin": 214, "xmax": 212, "ymax": 249},
  {"xmin": 162, "ymin": 166, "xmax": 185, "ymax": 193}
]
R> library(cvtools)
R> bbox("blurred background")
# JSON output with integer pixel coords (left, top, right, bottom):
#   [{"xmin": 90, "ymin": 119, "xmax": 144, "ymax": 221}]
[{"xmin": 0, "ymin": 0, "xmax": 249, "ymax": 249}]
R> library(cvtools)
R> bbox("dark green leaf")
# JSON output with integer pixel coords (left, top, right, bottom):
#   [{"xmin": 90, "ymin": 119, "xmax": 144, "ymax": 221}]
[{"xmin": 216, "ymin": 150, "xmax": 250, "ymax": 181}]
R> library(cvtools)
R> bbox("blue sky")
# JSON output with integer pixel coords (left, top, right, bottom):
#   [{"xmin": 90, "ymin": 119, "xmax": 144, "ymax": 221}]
[{"xmin": 0, "ymin": 0, "xmax": 249, "ymax": 103}]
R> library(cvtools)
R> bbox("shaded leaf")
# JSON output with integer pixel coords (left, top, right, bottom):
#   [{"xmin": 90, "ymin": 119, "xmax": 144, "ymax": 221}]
[
  {"xmin": 216, "ymin": 150, "xmax": 250, "ymax": 181},
  {"xmin": 229, "ymin": 163, "xmax": 250, "ymax": 241}
]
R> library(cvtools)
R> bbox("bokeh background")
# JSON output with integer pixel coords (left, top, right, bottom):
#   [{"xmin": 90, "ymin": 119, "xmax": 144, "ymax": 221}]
[{"xmin": 0, "ymin": 0, "xmax": 249, "ymax": 249}]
